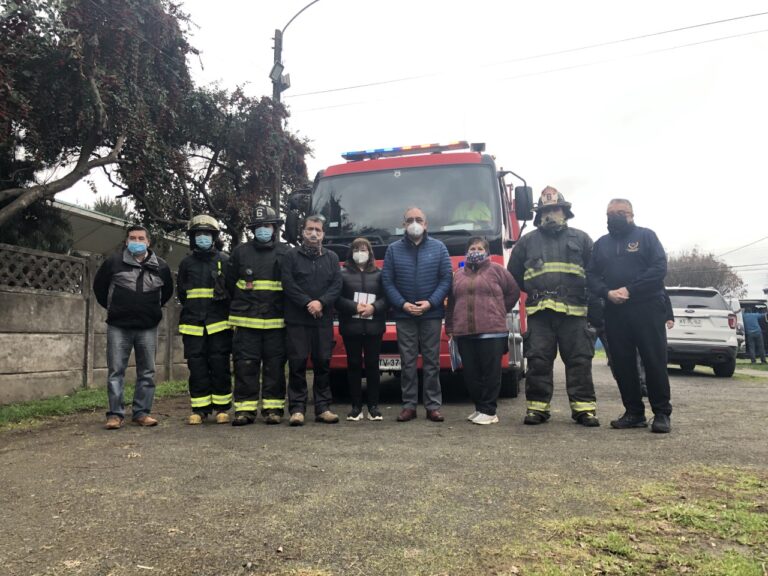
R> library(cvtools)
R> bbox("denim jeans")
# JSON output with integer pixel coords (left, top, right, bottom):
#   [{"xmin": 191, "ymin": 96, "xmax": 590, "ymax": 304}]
[{"xmin": 106, "ymin": 324, "xmax": 158, "ymax": 420}]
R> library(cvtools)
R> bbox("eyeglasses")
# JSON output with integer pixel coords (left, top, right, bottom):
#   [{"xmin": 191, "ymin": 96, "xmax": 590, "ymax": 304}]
[{"xmin": 405, "ymin": 217, "xmax": 425, "ymax": 224}]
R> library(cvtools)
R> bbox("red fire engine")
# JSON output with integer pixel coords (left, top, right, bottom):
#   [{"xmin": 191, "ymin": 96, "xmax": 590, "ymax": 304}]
[{"xmin": 285, "ymin": 141, "xmax": 534, "ymax": 397}]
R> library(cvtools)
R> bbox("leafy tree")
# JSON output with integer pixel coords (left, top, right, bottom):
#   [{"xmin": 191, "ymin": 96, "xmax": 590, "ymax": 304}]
[
  {"xmin": 91, "ymin": 195, "xmax": 130, "ymax": 219},
  {"xmin": 667, "ymin": 248, "xmax": 746, "ymax": 298},
  {"xmin": 0, "ymin": 0, "xmax": 194, "ymax": 227},
  {"xmin": 0, "ymin": 200, "xmax": 72, "ymax": 253}
]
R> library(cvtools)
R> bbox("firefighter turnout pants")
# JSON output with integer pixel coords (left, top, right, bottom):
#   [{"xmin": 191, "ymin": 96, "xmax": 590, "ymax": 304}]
[
  {"xmin": 604, "ymin": 298, "xmax": 672, "ymax": 417},
  {"xmin": 232, "ymin": 327, "xmax": 287, "ymax": 416},
  {"xmin": 183, "ymin": 330, "xmax": 233, "ymax": 414},
  {"xmin": 524, "ymin": 309, "xmax": 597, "ymax": 416}
]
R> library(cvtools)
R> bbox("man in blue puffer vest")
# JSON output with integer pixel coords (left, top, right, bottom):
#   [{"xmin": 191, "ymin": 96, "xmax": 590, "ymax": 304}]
[{"xmin": 382, "ymin": 207, "xmax": 453, "ymax": 422}]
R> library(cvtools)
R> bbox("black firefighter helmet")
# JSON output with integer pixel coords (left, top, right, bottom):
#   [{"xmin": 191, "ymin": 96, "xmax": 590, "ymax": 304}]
[
  {"xmin": 248, "ymin": 205, "xmax": 284, "ymax": 229},
  {"xmin": 532, "ymin": 186, "xmax": 575, "ymax": 226}
]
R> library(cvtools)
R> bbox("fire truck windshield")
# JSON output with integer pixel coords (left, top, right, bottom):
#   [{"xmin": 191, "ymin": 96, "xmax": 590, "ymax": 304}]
[{"xmin": 312, "ymin": 164, "xmax": 500, "ymax": 243}]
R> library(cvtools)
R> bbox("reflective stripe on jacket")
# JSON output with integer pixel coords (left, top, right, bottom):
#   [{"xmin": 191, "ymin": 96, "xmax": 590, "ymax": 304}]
[{"xmin": 177, "ymin": 250, "xmax": 230, "ymax": 336}]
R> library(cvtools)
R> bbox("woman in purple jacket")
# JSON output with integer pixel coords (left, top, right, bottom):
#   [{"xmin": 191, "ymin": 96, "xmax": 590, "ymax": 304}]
[{"xmin": 446, "ymin": 237, "xmax": 520, "ymax": 424}]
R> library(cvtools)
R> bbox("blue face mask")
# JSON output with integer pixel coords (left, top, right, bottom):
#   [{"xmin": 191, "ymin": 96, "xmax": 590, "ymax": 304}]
[
  {"xmin": 127, "ymin": 241, "xmax": 147, "ymax": 256},
  {"xmin": 195, "ymin": 234, "xmax": 213, "ymax": 250},
  {"xmin": 254, "ymin": 227, "xmax": 273, "ymax": 243}
]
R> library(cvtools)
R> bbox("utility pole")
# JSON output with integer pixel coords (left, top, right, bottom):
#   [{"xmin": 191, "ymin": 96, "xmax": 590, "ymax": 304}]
[{"xmin": 271, "ymin": 29, "xmax": 283, "ymax": 103}]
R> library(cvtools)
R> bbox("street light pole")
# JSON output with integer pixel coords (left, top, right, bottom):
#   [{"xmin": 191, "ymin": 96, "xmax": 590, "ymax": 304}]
[{"xmin": 270, "ymin": 0, "xmax": 321, "ymax": 218}]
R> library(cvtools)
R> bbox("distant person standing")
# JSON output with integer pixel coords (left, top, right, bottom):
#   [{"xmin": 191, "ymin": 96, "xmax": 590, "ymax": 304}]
[
  {"xmin": 743, "ymin": 308, "xmax": 767, "ymax": 364},
  {"xmin": 382, "ymin": 207, "xmax": 452, "ymax": 423},
  {"xmin": 587, "ymin": 198, "xmax": 672, "ymax": 433},
  {"xmin": 282, "ymin": 215, "xmax": 343, "ymax": 426},
  {"xmin": 93, "ymin": 225, "xmax": 174, "ymax": 429},
  {"xmin": 336, "ymin": 238, "xmax": 388, "ymax": 421},
  {"xmin": 446, "ymin": 237, "xmax": 520, "ymax": 424}
]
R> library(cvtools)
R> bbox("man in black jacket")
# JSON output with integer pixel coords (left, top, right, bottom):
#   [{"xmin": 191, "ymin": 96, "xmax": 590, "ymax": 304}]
[
  {"xmin": 586, "ymin": 199, "xmax": 672, "ymax": 433},
  {"xmin": 282, "ymin": 215, "xmax": 343, "ymax": 426},
  {"xmin": 93, "ymin": 225, "xmax": 174, "ymax": 429},
  {"xmin": 177, "ymin": 215, "xmax": 232, "ymax": 425}
]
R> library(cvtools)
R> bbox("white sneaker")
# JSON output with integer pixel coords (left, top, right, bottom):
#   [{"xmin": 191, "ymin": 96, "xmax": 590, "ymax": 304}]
[
  {"xmin": 472, "ymin": 413, "xmax": 499, "ymax": 425},
  {"xmin": 467, "ymin": 411, "xmax": 480, "ymax": 422}
]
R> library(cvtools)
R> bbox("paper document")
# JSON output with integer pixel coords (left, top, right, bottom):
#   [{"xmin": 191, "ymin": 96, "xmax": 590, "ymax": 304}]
[
  {"xmin": 448, "ymin": 337, "xmax": 462, "ymax": 372},
  {"xmin": 352, "ymin": 292, "xmax": 376, "ymax": 319}
]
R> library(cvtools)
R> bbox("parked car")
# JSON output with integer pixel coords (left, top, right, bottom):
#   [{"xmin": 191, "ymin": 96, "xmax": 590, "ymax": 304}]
[{"xmin": 666, "ymin": 287, "xmax": 738, "ymax": 377}]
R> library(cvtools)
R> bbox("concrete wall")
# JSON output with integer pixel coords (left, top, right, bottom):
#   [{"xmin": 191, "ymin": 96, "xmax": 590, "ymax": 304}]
[{"xmin": 0, "ymin": 249, "xmax": 187, "ymax": 405}]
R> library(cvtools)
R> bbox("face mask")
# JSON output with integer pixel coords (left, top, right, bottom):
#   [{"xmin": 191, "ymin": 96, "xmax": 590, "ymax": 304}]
[
  {"xmin": 406, "ymin": 222, "xmax": 424, "ymax": 238},
  {"xmin": 254, "ymin": 227, "xmax": 273, "ymax": 243},
  {"xmin": 466, "ymin": 251, "xmax": 487, "ymax": 265},
  {"xmin": 540, "ymin": 212, "xmax": 566, "ymax": 233},
  {"xmin": 303, "ymin": 230, "xmax": 321, "ymax": 245},
  {"xmin": 195, "ymin": 234, "xmax": 213, "ymax": 250},
  {"xmin": 127, "ymin": 241, "xmax": 147, "ymax": 256},
  {"xmin": 353, "ymin": 250, "xmax": 369, "ymax": 265},
  {"xmin": 607, "ymin": 214, "xmax": 632, "ymax": 235}
]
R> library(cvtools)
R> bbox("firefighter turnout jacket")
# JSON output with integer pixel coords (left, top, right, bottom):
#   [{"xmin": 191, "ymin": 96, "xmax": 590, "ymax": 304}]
[
  {"xmin": 226, "ymin": 240, "xmax": 289, "ymax": 329},
  {"xmin": 177, "ymin": 250, "xmax": 230, "ymax": 336},
  {"xmin": 507, "ymin": 226, "xmax": 593, "ymax": 317}
]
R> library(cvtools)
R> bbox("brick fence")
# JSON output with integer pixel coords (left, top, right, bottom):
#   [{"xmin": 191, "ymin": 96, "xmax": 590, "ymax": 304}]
[{"xmin": 0, "ymin": 243, "xmax": 187, "ymax": 404}]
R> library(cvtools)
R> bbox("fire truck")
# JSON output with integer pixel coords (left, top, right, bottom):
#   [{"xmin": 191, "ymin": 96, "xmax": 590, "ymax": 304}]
[{"xmin": 285, "ymin": 141, "xmax": 534, "ymax": 398}]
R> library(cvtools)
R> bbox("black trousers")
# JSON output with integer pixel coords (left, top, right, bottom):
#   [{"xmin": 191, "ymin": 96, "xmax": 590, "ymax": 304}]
[
  {"xmin": 232, "ymin": 327, "xmax": 286, "ymax": 415},
  {"xmin": 342, "ymin": 334, "xmax": 383, "ymax": 409},
  {"xmin": 604, "ymin": 298, "xmax": 672, "ymax": 416},
  {"xmin": 524, "ymin": 310, "xmax": 597, "ymax": 414},
  {"xmin": 456, "ymin": 336, "xmax": 506, "ymax": 415},
  {"xmin": 286, "ymin": 323, "xmax": 334, "ymax": 414},
  {"xmin": 183, "ymin": 330, "xmax": 232, "ymax": 413}
]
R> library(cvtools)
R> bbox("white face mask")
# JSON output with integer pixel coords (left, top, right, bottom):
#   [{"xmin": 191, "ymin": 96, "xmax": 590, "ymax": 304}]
[
  {"xmin": 406, "ymin": 222, "xmax": 425, "ymax": 238},
  {"xmin": 352, "ymin": 250, "xmax": 369, "ymax": 265}
]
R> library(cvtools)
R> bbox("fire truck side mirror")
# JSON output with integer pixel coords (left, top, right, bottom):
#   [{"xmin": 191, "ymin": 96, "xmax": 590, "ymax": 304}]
[
  {"xmin": 514, "ymin": 186, "xmax": 534, "ymax": 221},
  {"xmin": 284, "ymin": 192, "xmax": 311, "ymax": 245}
]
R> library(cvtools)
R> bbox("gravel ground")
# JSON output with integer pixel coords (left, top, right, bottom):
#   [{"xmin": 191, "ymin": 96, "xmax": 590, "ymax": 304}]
[{"xmin": 1, "ymin": 359, "xmax": 766, "ymax": 576}]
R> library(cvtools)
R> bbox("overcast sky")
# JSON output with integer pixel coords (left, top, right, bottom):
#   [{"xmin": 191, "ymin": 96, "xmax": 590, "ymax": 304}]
[{"xmin": 60, "ymin": 0, "xmax": 768, "ymax": 296}]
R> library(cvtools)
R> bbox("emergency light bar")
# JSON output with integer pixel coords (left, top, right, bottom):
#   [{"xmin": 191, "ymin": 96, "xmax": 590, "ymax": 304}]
[{"xmin": 341, "ymin": 141, "xmax": 470, "ymax": 161}]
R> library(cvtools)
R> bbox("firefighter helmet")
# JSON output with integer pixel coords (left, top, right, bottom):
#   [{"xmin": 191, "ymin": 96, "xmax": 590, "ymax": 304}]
[
  {"xmin": 187, "ymin": 214, "xmax": 220, "ymax": 234},
  {"xmin": 248, "ymin": 205, "xmax": 283, "ymax": 228},
  {"xmin": 533, "ymin": 186, "xmax": 574, "ymax": 226}
]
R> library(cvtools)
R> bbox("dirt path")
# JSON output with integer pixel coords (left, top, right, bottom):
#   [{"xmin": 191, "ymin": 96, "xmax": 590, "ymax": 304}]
[{"xmin": 1, "ymin": 360, "xmax": 766, "ymax": 576}]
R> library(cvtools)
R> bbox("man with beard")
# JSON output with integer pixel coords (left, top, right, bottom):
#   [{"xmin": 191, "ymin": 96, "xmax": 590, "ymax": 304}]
[
  {"xmin": 282, "ymin": 215, "xmax": 343, "ymax": 426},
  {"xmin": 508, "ymin": 187, "xmax": 600, "ymax": 427},
  {"xmin": 586, "ymin": 198, "xmax": 672, "ymax": 433}
]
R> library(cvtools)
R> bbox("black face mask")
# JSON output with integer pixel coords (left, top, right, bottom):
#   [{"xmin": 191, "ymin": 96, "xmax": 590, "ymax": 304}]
[{"xmin": 607, "ymin": 214, "xmax": 632, "ymax": 236}]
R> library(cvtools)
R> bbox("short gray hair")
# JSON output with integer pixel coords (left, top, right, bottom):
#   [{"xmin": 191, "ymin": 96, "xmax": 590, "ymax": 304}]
[
  {"xmin": 607, "ymin": 198, "xmax": 633, "ymax": 212},
  {"xmin": 403, "ymin": 206, "xmax": 426, "ymax": 220},
  {"xmin": 304, "ymin": 215, "xmax": 325, "ymax": 230}
]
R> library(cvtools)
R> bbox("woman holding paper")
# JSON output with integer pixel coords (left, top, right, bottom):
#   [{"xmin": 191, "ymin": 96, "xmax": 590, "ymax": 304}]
[
  {"xmin": 445, "ymin": 237, "xmax": 520, "ymax": 424},
  {"xmin": 336, "ymin": 238, "xmax": 388, "ymax": 421}
]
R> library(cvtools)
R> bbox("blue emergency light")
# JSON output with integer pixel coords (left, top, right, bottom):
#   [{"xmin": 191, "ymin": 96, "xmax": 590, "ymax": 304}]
[{"xmin": 341, "ymin": 141, "xmax": 470, "ymax": 161}]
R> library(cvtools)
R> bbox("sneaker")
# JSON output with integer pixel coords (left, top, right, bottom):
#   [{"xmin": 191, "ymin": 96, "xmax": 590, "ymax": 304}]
[
  {"xmin": 610, "ymin": 412, "xmax": 648, "ymax": 429},
  {"xmin": 472, "ymin": 413, "xmax": 499, "ymax": 425},
  {"xmin": 289, "ymin": 412, "xmax": 305, "ymax": 427},
  {"xmin": 347, "ymin": 407, "xmax": 364, "ymax": 421},
  {"xmin": 467, "ymin": 411, "xmax": 480, "ymax": 422},
  {"xmin": 215, "ymin": 412, "xmax": 230, "ymax": 424},
  {"xmin": 651, "ymin": 413, "xmax": 671, "ymax": 434},
  {"xmin": 231, "ymin": 412, "xmax": 255, "ymax": 427},
  {"xmin": 264, "ymin": 413, "xmax": 282, "ymax": 425},
  {"xmin": 104, "ymin": 416, "xmax": 122, "ymax": 430},
  {"xmin": 574, "ymin": 411, "xmax": 601, "ymax": 427},
  {"xmin": 367, "ymin": 406, "xmax": 383, "ymax": 421},
  {"xmin": 188, "ymin": 413, "xmax": 204, "ymax": 425},
  {"xmin": 523, "ymin": 411, "xmax": 550, "ymax": 425},
  {"xmin": 132, "ymin": 415, "xmax": 158, "ymax": 427},
  {"xmin": 315, "ymin": 410, "xmax": 340, "ymax": 424}
]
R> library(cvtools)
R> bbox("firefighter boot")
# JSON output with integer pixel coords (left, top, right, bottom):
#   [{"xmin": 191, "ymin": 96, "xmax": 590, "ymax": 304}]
[
  {"xmin": 188, "ymin": 413, "xmax": 206, "ymax": 425},
  {"xmin": 264, "ymin": 411, "xmax": 282, "ymax": 425},
  {"xmin": 215, "ymin": 411, "xmax": 230, "ymax": 424},
  {"xmin": 523, "ymin": 410, "xmax": 551, "ymax": 425},
  {"xmin": 232, "ymin": 412, "xmax": 256, "ymax": 426},
  {"xmin": 574, "ymin": 411, "xmax": 600, "ymax": 427}
]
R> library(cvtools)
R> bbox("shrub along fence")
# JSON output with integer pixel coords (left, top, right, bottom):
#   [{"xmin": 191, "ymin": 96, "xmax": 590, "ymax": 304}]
[{"xmin": 0, "ymin": 243, "xmax": 186, "ymax": 405}]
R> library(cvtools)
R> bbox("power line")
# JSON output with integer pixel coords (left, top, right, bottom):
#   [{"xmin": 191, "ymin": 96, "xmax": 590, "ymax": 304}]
[
  {"xmin": 717, "ymin": 235, "xmax": 768, "ymax": 257},
  {"xmin": 286, "ymin": 10, "xmax": 768, "ymax": 99}
]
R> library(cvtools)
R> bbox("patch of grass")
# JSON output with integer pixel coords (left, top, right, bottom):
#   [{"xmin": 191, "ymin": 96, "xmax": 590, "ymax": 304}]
[
  {"xmin": 736, "ymin": 359, "xmax": 768, "ymax": 371},
  {"xmin": 0, "ymin": 380, "xmax": 188, "ymax": 428}
]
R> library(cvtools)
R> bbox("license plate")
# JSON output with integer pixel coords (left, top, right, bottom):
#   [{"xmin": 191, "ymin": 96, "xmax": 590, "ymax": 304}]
[
  {"xmin": 678, "ymin": 317, "xmax": 701, "ymax": 327},
  {"xmin": 379, "ymin": 357, "xmax": 401, "ymax": 370}
]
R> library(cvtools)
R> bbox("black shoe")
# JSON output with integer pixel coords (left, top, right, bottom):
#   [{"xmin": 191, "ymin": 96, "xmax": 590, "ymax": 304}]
[
  {"xmin": 523, "ymin": 411, "xmax": 550, "ymax": 425},
  {"xmin": 574, "ymin": 411, "xmax": 600, "ymax": 427},
  {"xmin": 651, "ymin": 413, "xmax": 671, "ymax": 433},
  {"xmin": 231, "ymin": 412, "xmax": 255, "ymax": 427},
  {"xmin": 347, "ymin": 407, "xmax": 364, "ymax": 421},
  {"xmin": 367, "ymin": 406, "xmax": 383, "ymax": 421},
  {"xmin": 610, "ymin": 412, "xmax": 647, "ymax": 429}
]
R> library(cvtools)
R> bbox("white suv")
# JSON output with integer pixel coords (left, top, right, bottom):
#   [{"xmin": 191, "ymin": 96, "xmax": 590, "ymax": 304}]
[{"xmin": 666, "ymin": 287, "xmax": 738, "ymax": 377}]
